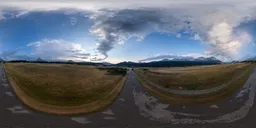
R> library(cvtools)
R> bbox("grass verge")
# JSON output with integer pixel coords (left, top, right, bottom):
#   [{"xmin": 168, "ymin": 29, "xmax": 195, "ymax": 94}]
[
  {"xmin": 4, "ymin": 64, "xmax": 127, "ymax": 115},
  {"xmin": 134, "ymin": 64, "xmax": 255, "ymax": 105},
  {"xmin": 138, "ymin": 63, "xmax": 251, "ymax": 90}
]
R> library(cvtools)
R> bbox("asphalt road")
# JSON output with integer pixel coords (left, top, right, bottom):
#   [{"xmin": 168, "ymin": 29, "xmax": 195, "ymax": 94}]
[{"xmin": 0, "ymin": 64, "xmax": 256, "ymax": 128}]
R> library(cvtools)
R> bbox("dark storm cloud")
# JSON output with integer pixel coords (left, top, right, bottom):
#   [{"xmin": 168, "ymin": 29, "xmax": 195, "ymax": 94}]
[{"xmin": 90, "ymin": 9, "xmax": 190, "ymax": 60}]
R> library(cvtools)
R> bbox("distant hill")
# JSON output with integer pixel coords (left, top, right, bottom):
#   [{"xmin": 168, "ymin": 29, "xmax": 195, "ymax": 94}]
[
  {"xmin": 244, "ymin": 57, "xmax": 256, "ymax": 62},
  {"xmin": 194, "ymin": 57, "xmax": 222, "ymax": 63},
  {"xmin": 161, "ymin": 58, "xmax": 171, "ymax": 61},
  {"xmin": 148, "ymin": 56, "xmax": 222, "ymax": 64},
  {"xmin": 172, "ymin": 56, "xmax": 194, "ymax": 61},
  {"xmin": 222, "ymin": 61, "xmax": 241, "ymax": 64},
  {"xmin": 0, "ymin": 58, "xmax": 4, "ymax": 62},
  {"xmin": 115, "ymin": 61, "xmax": 138, "ymax": 67},
  {"xmin": 102, "ymin": 62, "xmax": 113, "ymax": 66},
  {"xmin": 67, "ymin": 60, "xmax": 75, "ymax": 63},
  {"xmin": 36, "ymin": 58, "xmax": 47, "ymax": 62},
  {"xmin": 231, "ymin": 61, "xmax": 240, "ymax": 64}
]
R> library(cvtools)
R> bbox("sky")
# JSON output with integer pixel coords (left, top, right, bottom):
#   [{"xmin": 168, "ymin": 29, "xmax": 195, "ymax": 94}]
[{"xmin": 0, "ymin": 0, "xmax": 256, "ymax": 63}]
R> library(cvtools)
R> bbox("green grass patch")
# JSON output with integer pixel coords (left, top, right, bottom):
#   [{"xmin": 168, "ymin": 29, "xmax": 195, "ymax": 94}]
[{"xmin": 184, "ymin": 84, "xmax": 198, "ymax": 90}]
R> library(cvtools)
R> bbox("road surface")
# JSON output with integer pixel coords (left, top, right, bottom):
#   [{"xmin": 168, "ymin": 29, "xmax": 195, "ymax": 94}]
[{"xmin": 0, "ymin": 64, "xmax": 256, "ymax": 128}]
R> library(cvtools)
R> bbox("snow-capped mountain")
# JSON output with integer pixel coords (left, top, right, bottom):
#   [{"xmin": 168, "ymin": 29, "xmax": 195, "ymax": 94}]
[
  {"xmin": 0, "ymin": 58, "xmax": 4, "ymax": 62},
  {"xmin": 244, "ymin": 57, "xmax": 256, "ymax": 61},
  {"xmin": 36, "ymin": 58, "xmax": 47, "ymax": 62},
  {"xmin": 160, "ymin": 56, "xmax": 222, "ymax": 63}
]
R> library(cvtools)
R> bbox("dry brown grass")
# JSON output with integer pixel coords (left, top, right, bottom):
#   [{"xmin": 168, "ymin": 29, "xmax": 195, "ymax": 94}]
[
  {"xmin": 137, "ymin": 63, "xmax": 251, "ymax": 90},
  {"xmin": 134, "ymin": 64, "xmax": 255, "ymax": 104},
  {"xmin": 5, "ymin": 63, "xmax": 125, "ymax": 106}
]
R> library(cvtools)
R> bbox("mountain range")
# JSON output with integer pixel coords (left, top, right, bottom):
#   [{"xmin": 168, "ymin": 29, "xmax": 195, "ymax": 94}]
[
  {"xmin": 244, "ymin": 56, "xmax": 256, "ymax": 62},
  {"xmin": 161, "ymin": 56, "xmax": 222, "ymax": 63},
  {"xmin": 0, "ymin": 58, "xmax": 4, "ymax": 62},
  {"xmin": 36, "ymin": 58, "xmax": 47, "ymax": 62},
  {"xmin": 115, "ymin": 56, "xmax": 222, "ymax": 67}
]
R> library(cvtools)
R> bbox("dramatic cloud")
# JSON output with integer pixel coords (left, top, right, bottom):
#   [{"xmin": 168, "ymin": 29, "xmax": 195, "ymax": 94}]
[
  {"xmin": 89, "ymin": 8, "xmax": 254, "ymax": 61},
  {"xmin": 27, "ymin": 39, "xmax": 90, "ymax": 61},
  {"xmin": 89, "ymin": 9, "xmax": 182, "ymax": 59},
  {"xmin": 0, "ymin": 0, "xmax": 256, "ymax": 61},
  {"xmin": 205, "ymin": 22, "xmax": 252, "ymax": 60}
]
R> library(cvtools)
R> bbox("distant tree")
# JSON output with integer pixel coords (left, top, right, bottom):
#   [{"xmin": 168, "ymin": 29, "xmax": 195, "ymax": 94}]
[{"xmin": 107, "ymin": 68, "xmax": 127, "ymax": 76}]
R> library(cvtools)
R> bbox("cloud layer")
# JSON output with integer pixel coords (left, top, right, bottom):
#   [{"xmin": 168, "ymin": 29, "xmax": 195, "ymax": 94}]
[
  {"xmin": 88, "ymin": 7, "xmax": 254, "ymax": 61},
  {"xmin": 27, "ymin": 39, "xmax": 90, "ymax": 61},
  {"xmin": 0, "ymin": 0, "xmax": 256, "ymax": 61}
]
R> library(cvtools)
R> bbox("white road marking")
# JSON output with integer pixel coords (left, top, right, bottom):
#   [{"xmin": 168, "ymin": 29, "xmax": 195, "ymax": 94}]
[
  {"xmin": 133, "ymin": 89, "xmax": 201, "ymax": 124},
  {"xmin": 206, "ymin": 80, "xmax": 256, "ymax": 123},
  {"xmin": 2, "ymin": 84, "xmax": 9, "ymax": 87},
  {"xmin": 7, "ymin": 106, "xmax": 30, "ymax": 114},
  {"xmin": 71, "ymin": 117, "xmax": 91, "ymax": 124},
  {"xmin": 5, "ymin": 92, "xmax": 13, "ymax": 97},
  {"xmin": 236, "ymin": 84, "xmax": 250, "ymax": 99},
  {"xmin": 102, "ymin": 109, "xmax": 114, "ymax": 115},
  {"xmin": 210, "ymin": 105, "xmax": 219, "ymax": 109}
]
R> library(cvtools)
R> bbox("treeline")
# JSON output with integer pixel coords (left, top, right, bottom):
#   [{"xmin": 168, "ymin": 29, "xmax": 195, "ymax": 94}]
[
  {"xmin": 6, "ymin": 60, "xmax": 103, "ymax": 66},
  {"xmin": 107, "ymin": 68, "xmax": 127, "ymax": 76},
  {"xmin": 7, "ymin": 60, "xmax": 29, "ymax": 63},
  {"xmin": 98, "ymin": 67, "xmax": 127, "ymax": 76},
  {"xmin": 116, "ymin": 61, "xmax": 222, "ymax": 67},
  {"xmin": 242, "ymin": 61, "xmax": 256, "ymax": 63}
]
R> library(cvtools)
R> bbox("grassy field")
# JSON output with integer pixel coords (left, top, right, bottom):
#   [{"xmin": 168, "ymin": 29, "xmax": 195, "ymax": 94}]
[
  {"xmin": 136, "ymin": 63, "xmax": 251, "ymax": 90},
  {"xmin": 134, "ymin": 63, "xmax": 255, "ymax": 104},
  {"xmin": 5, "ymin": 63, "xmax": 125, "ymax": 106}
]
